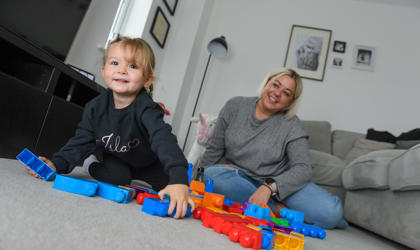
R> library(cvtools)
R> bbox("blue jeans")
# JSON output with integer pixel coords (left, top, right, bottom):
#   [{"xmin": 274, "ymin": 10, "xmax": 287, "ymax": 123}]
[{"xmin": 203, "ymin": 165, "xmax": 348, "ymax": 229}]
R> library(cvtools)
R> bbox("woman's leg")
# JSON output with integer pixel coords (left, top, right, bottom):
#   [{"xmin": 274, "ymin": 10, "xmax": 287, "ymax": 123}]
[
  {"xmin": 203, "ymin": 165, "xmax": 259, "ymax": 204},
  {"xmin": 282, "ymin": 182, "xmax": 348, "ymax": 229},
  {"xmin": 89, "ymin": 153, "xmax": 132, "ymax": 185}
]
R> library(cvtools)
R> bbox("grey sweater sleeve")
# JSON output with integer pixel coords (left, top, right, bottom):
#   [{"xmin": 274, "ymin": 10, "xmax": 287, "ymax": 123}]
[{"xmin": 273, "ymin": 137, "xmax": 312, "ymax": 200}]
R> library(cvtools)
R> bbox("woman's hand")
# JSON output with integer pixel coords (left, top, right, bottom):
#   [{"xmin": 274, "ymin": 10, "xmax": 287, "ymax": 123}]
[
  {"xmin": 25, "ymin": 156, "xmax": 56, "ymax": 179},
  {"xmin": 158, "ymin": 184, "xmax": 195, "ymax": 219},
  {"xmin": 248, "ymin": 184, "xmax": 272, "ymax": 205}
]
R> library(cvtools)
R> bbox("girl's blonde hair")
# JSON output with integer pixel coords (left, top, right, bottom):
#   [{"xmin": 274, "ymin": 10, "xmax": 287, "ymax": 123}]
[
  {"xmin": 104, "ymin": 36, "xmax": 156, "ymax": 97},
  {"xmin": 256, "ymin": 67, "xmax": 303, "ymax": 119}
]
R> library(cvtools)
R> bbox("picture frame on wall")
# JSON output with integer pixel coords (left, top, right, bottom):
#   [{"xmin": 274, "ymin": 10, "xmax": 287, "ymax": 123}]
[
  {"xmin": 163, "ymin": 0, "xmax": 178, "ymax": 15},
  {"xmin": 352, "ymin": 45, "xmax": 376, "ymax": 71},
  {"xmin": 332, "ymin": 57, "xmax": 343, "ymax": 69},
  {"xmin": 333, "ymin": 40, "xmax": 346, "ymax": 53},
  {"xmin": 150, "ymin": 7, "xmax": 170, "ymax": 48},
  {"xmin": 284, "ymin": 25, "xmax": 332, "ymax": 81}
]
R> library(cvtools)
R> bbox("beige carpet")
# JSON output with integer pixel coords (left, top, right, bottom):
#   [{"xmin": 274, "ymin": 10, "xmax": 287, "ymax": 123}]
[{"xmin": 0, "ymin": 158, "xmax": 410, "ymax": 250}]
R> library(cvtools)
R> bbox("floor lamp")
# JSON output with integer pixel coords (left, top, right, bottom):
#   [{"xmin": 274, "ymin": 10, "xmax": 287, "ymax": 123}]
[{"xmin": 182, "ymin": 36, "xmax": 228, "ymax": 152}]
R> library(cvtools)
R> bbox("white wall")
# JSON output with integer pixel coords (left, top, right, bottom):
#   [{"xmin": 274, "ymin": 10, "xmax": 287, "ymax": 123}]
[
  {"xmin": 175, "ymin": 0, "xmax": 420, "ymax": 153},
  {"xmin": 65, "ymin": 0, "xmax": 121, "ymax": 87}
]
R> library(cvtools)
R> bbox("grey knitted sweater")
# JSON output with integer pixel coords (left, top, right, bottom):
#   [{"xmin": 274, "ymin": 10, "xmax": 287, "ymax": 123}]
[{"xmin": 199, "ymin": 96, "xmax": 312, "ymax": 200}]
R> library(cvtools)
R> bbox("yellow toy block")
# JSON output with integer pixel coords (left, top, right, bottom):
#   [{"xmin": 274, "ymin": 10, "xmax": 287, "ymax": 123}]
[{"xmin": 274, "ymin": 231, "xmax": 304, "ymax": 250}]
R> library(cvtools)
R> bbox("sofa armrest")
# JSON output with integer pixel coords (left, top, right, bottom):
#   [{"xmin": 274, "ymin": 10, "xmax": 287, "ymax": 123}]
[
  {"xmin": 342, "ymin": 149, "xmax": 404, "ymax": 190},
  {"xmin": 389, "ymin": 144, "xmax": 420, "ymax": 191},
  {"xmin": 310, "ymin": 149, "xmax": 345, "ymax": 187}
]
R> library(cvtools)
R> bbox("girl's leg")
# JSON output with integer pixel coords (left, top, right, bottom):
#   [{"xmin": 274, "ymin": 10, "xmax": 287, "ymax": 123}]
[
  {"xmin": 132, "ymin": 163, "xmax": 169, "ymax": 192},
  {"xmin": 89, "ymin": 153, "xmax": 132, "ymax": 185},
  {"xmin": 282, "ymin": 182, "xmax": 348, "ymax": 229},
  {"xmin": 203, "ymin": 165, "xmax": 259, "ymax": 204}
]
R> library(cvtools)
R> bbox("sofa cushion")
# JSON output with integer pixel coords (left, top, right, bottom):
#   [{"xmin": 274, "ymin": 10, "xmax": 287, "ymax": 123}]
[
  {"xmin": 301, "ymin": 120, "xmax": 332, "ymax": 154},
  {"xmin": 344, "ymin": 138, "xmax": 395, "ymax": 163},
  {"xmin": 389, "ymin": 144, "xmax": 420, "ymax": 191},
  {"xmin": 395, "ymin": 140, "xmax": 420, "ymax": 149},
  {"xmin": 310, "ymin": 149, "xmax": 345, "ymax": 187},
  {"xmin": 332, "ymin": 130, "xmax": 364, "ymax": 159},
  {"xmin": 342, "ymin": 150, "xmax": 404, "ymax": 190}
]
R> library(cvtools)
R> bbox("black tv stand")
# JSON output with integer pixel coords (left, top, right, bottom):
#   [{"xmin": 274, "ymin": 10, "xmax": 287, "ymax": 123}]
[{"xmin": 0, "ymin": 25, "xmax": 106, "ymax": 159}]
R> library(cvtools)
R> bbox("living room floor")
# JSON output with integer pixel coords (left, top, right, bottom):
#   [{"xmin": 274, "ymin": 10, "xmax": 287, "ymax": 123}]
[{"xmin": 0, "ymin": 158, "xmax": 411, "ymax": 250}]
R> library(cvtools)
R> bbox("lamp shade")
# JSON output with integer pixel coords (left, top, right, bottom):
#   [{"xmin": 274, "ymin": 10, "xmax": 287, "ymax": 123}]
[{"xmin": 207, "ymin": 36, "xmax": 228, "ymax": 58}]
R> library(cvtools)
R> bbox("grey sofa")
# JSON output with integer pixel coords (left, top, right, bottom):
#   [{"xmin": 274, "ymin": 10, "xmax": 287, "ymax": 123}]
[{"xmin": 302, "ymin": 120, "xmax": 420, "ymax": 249}]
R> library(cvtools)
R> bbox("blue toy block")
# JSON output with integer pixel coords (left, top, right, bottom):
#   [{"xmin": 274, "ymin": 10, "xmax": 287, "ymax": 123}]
[
  {"xmin": 53, "ymin": 174, "xmax": 98, "ymax": 196},
  {"xmin": 223, "ymin": 198, "xmax": 233, "ymax": 206},
  {"xmin": 290, "ymin": 221, "xmax": 326, "ymax": 239},
  {"xmin": 187, "ymin": 163, "xmax": 193, "ymax": 185},
  {"xmin": 96, "ymin": 182, "xmax": 133, "ymax": 203},
  {"xmin": 142, "ymin": 198, "xmax": 192, "ymax": 217},
  {"xmin": 280, "ymin": 208, "xmax": 304, "ymax": 223},
  {"xmin": 259, "ymin": 226, "xmax": 276, "ymax": 250},
  {"xmin": 244, "ymin": 203, "xmax": 272, "ymax": 220},
  {"xmin": 16, "ymin": 148, "xmax": 56, "ymax": 181},
  {"xmin": 205, "ymin": 178, "xmax": 214, "ymax": 193}
]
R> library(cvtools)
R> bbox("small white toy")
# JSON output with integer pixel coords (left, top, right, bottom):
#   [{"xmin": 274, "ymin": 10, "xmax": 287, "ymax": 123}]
[{"xmin": 187, "ymin": 113, "xmax": 217, "ymax": 167}]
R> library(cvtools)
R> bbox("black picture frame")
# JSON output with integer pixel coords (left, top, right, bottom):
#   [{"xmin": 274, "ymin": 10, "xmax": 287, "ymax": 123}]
[
  {"xmin": 333, "ymin": 40, "xmax": 346, "ymax": 53},
  {"xmin": 284, "ymin": 25, "xmax": 332, "ymax": 81},
  {"xmin": 163, "ymin": 0, "xmax": 178, "ymax": 16},
  {"xmin": 150, "ymin": 7, "xmax": 170, "ymax": 48}
]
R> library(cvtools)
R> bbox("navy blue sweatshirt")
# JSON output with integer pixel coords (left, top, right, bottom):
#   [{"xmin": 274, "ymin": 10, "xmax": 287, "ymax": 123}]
[{"xmin": 52, "ymin": 89, "xmax": 188, "ymax": 185}]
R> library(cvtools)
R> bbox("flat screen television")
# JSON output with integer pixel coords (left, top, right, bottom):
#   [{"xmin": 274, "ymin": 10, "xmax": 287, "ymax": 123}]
[{"xmin": 0, "ymin": 0, "xmax": 91, "ymax": 61}]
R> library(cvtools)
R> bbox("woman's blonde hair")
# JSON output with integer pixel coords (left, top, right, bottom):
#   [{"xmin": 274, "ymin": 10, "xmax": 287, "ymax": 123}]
[
  {"xmin": 256, "ymin": 68, "xmax": 303, "ymax": 119},
  {"xmin": 104, "ymin": 36, "xmax": 156, "ymax": 97}
]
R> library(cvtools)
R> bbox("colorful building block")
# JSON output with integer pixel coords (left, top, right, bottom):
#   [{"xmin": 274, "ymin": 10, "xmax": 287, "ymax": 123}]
[
  {"xmin": 280, "ymin": 208, "xmax": 305, "ymax": 224},
  {"xmin": 289, "ymin": 221, "xmax": 326, "ymax": 239},
  {"xmin": 244, "ymin": 204, "xmax": 271, "ymax": 220},
  {"xmin": 141, "ymin": 198, "xmax": 192, "ymax": 217},
  {"xmin": 136, "ymin": 192, "xmax": 161, "ymax": 204},
  {"xmin": 247, "ymin": 225, "xmax": 276, "ymax": 250},
  {"xmin": 52, "ymin": 174, "xmax": 98, "ymax": 196},
  {"xmin": 205, "ymin": 178, "xmax": 214, "ymax": 192},
  {"xmin": 271, "ymin": 217, "xmax": 290, "ymax": 227},
  {"xmin": 274, "ymin": 231, "xmax": 304, "ymax": 250},
  {"xmin": 96, "ymin": 182, "xmax": 133, "ymax": 203},
  {"xmin": 202, "ymin": 192, "xmax": 224, "ymax": 209},
  {"xmin": 228, "ymin": 223, "xmax": 263, "ymax": 250},
  {"xmin": 267, "ymin": 222, "xmax": 294, "ymax": 235},
  {"xmin": 190, "ymin": 180, "xmax": 205, "ymax": 193},
  {"xmin": 16, "ymin": 148, "xmax": 55, "ymax": 181},
  {"xmin": 187, "ymin": 163, "xmax": 193, "ymax": 185}
]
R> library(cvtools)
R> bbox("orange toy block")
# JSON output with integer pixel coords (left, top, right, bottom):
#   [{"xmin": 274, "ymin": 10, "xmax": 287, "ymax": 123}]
[
  {"xmin": 202, "ymin": 192, "xmax": 224, "ymax": 209},
  {"xmin": 189, "ymin": 180, "xmax": 205, "ymax": 193},
  {"xmin": 191, "ymin": 195, "xmax": 203, "ymax": 208},
  {"xmin": 274, "ymin": 231, "xmax": 304, "ymax": 250}
]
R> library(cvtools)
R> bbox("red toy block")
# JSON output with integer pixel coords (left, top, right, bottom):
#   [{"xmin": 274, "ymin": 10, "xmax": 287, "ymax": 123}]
[
  {"xmin": 223, "ymin": 204, "xmax": 244, "ymax": 215},
  {"xmin": 189, "ymin": 180, "xmax": 205, "ymax": 193},
  {"xmin": 202, "ymin": 192, "xmax": 224, "ymax": 209},
  {"xmin": 228, "ymin": 224, "xmax": 263, "ymax": 249},
  {"xmin": 193, "ymin": 207, "xmax": 204, "ymax": 219},
  {"xmin": 136, "ymin": 192, "xmax": 160, "ymax": 204},
  {"xmin": 245, "ymin": 215, "xmax": 270, "ymax": 227}
]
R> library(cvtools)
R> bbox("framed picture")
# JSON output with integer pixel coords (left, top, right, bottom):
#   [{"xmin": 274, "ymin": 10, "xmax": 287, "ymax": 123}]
[
  {"xmin": 332, "ymin": 57, "xmax": 343, "ymax": 69},
  {"xmin": 163, "ymin": 0, "xmax": 178, "ymax": 15},
  {"xmin": 352, "ymin": 45, "xmax": 376, "ymax": 71},
  {"xmin": 333, "ymin": 40, "xmax": 346, "ymax": 53},
  {"xmin": 150, "ymin": 7, "xmax": 170, "ymax": 48},
  {"xmin": 284, "ymin": 25, "xmax": 332, "ymax": 81}
]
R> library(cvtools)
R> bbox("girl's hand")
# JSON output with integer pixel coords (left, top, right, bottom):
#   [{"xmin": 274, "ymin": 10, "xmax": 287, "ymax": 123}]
[
  {"xmin": 25, "ymin": 156, "xmax": 56, "ymax": 179},
  {"xmin": 158, "ymin": 184, "xmax": 195, "ymax": 219},
  {"xmin": 248, "ymin": 184, "xmax": 271, "ymax": 205}
]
